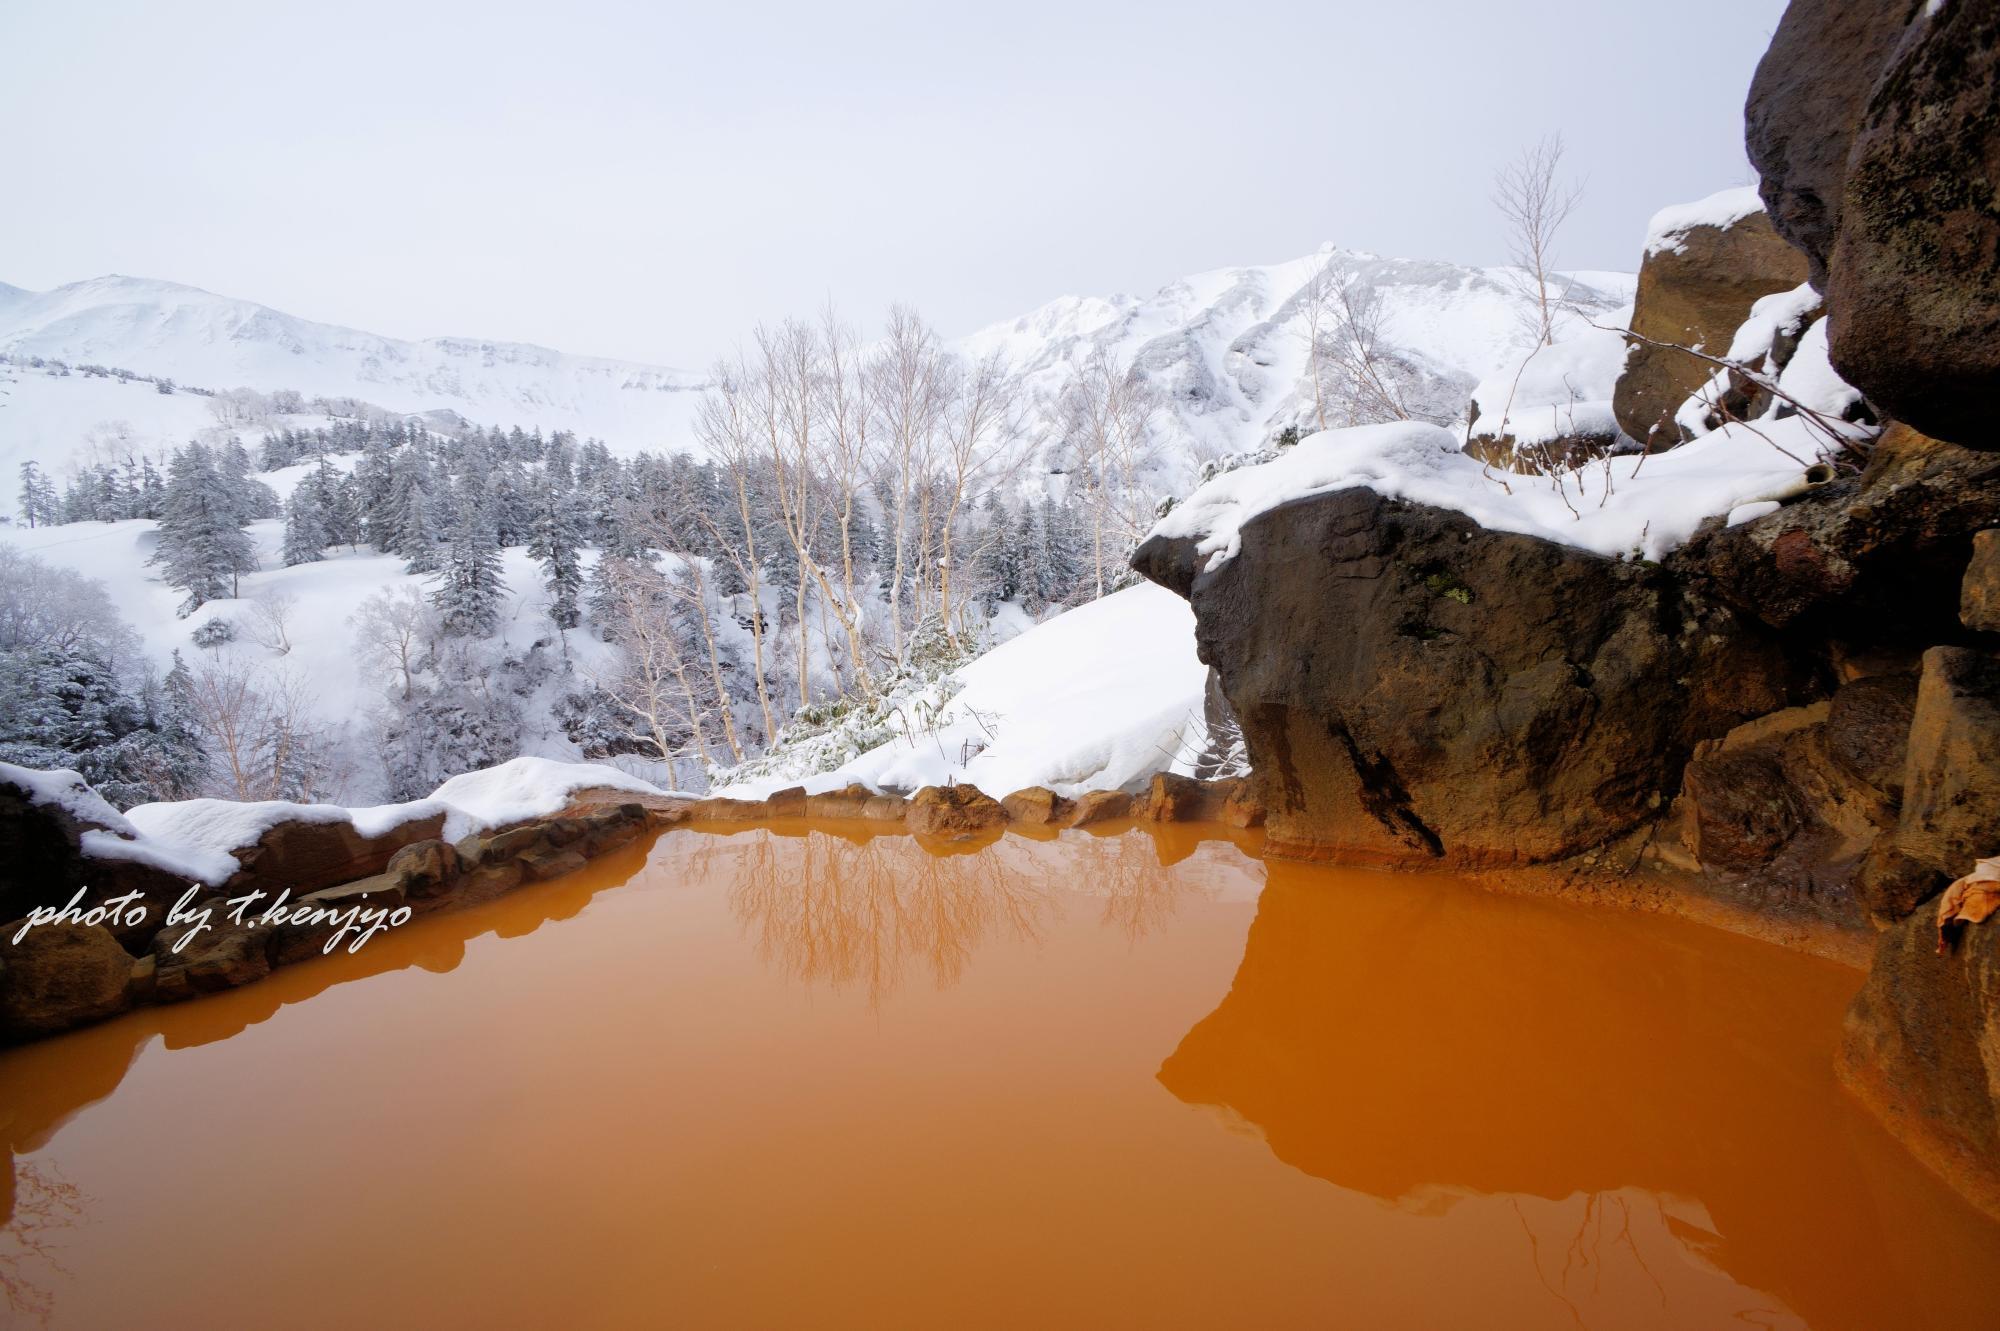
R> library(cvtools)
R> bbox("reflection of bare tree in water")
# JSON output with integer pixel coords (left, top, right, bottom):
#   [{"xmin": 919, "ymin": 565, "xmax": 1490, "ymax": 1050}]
[
  {"xmin": 715, "ymin": 833, "xmax": 1057, "ymax": 1005},
  {"xmin": 1075, "ymin": 834, "xmax": 1213, "ymax": 943},
  {"xmin": 1, "ymin": 1159, "xmax": 86, "ymax": 1325}
]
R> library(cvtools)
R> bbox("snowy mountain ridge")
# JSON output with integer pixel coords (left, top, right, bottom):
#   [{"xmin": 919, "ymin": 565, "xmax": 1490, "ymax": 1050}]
[
  {"xmin": 2, "ymin": 251, "xmax": 1632, "ymax": 489},
  {"xmin": 0, "ymin": 274, "xmax": 710, "ymax": 458},
  {"xmin": 966, "ymin": 245, "xmax": 1634, "ymax": 479}
]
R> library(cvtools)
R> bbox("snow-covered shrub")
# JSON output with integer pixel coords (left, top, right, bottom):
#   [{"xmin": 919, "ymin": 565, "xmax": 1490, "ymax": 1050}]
[{"xmin": 191, "ymin": 617, "xmax": 236, "ymax": 648}]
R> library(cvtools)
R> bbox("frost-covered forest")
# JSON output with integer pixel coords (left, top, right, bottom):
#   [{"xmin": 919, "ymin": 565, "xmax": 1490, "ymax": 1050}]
[{"xmin": 1, "ymin": 310, "xmax": 1159, "ymax": 805}]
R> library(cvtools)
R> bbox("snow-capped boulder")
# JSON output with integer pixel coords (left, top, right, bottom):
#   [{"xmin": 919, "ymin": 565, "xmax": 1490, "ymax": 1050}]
[
  {"xmin": 1133, "ymin": 481, "xmax": 1793, "ymax": 868},
  {"xmin": 1613, "ymin": 189, "xmax": 1809, "ymax": 451}
]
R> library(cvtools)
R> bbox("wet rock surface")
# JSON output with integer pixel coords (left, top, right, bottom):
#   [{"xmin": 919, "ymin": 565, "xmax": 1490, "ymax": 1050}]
[
  {"xmin": 1840, "ymin": 905, "xmax": 2000, "ymax": 1223},
  {"xmin": 905, "ymin": 784, "xmax": 1009, "ymax": 840}
]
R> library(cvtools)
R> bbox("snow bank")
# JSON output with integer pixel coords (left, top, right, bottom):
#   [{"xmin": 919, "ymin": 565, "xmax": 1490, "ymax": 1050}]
[
  {"xmin": 0, "ymin": 760, "xmax": 136, "ymax": 836},
  {"xmin": 424, "ymin": 756, "xmax": 668, "ymax": 841},
  {"xmin": 1644, "ymin": 186, "xmax": 1766, "ymax": 257},
  {"xmin": 720, "ymin": 584, "xmax": 1207, "ymax": 802},
  {"xmin": 1777, "ymin": 318, "xmax": 1866, "ymax": 420},
  {"xmin": 1467, "ymin": 309, "xmax": 1631, "ymax": 447},
  {"xmin": 1148, "ymin": 415, "xmax": 1855, "ymax": 572},
  {"xmin": 76, "ymin": 757, "xmax": 668, "ymax": 886}
]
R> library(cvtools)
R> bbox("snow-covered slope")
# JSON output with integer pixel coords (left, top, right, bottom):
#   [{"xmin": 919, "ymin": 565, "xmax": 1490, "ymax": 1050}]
[
  {"xmin": 0, "ymin": 274, "xmax": 709, "ymax": 456},
  {"xmin": 966, "ymin": 245, "xmax": 1634, "ymax": 488},
  {"xmin": 721, "ymin": 582, "xmax": 1208, "ymax": 801}
]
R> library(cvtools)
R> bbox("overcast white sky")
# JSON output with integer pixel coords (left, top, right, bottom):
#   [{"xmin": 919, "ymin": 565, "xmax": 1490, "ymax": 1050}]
[{"xmin": 1, "ymin": 0, "xmax": 1786, "ymax": 368}]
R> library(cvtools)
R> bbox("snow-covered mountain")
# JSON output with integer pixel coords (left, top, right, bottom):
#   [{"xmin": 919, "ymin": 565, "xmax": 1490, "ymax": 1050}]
[
  {"xmin": 1, "ymin": 252, "xmax": 1633, "ymax": 495},
  {"xmin": 966, "ymin": 246, "xmax": 1634, "ymax": 484},
  {"xmin": 0, "ymin": 274, "xmax": 710, "ymax": 460}
]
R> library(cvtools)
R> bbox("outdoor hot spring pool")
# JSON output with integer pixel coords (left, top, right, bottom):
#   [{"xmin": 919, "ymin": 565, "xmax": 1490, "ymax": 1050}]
[{"xmin": 3, "ymin": 821, "xmax": 1997, "ymax": 1329}]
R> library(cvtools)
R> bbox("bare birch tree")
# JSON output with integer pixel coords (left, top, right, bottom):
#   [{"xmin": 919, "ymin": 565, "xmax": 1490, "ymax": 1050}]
[
  {"xmin": 695, "ymin": 358, "xmax": 780, "ymax": 744},
  {"xmin": 933, "ymin": 351, "xmax": 1023, "ymax": 647},
  {"xmin": 1061, "ymin": 347, "xmax": 1159, "ymax": 598},
  {"xmin": 868, "ymin": 306, "xmax": 946, "ymax": 660},
  {"xmin": 1309, "ymin": 256, "xmax": 1414, "ymax": 425},
  {"xmin": 1494, "ymin": 133, "xmax": 1585, "ymax": 347},
  {"xmin": 352, "ymin": 585, "xmax": 431, "ymax": 702}
]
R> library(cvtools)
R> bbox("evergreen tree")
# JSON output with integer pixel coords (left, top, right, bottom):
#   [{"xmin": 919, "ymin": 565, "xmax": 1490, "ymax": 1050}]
[
  {"xmin": 145, "ymin": 651, "xmax": 209, "ymax": 796},
  {"xmin": 282, "ymin": 481, "xmax": 330, "ymax": 566},
  {"xmin": 152, "ymin": 444, "xmax": 258, "ymax": 614},
  {"xmin": 217, "ymin": 438, "xmax": 279, "ymax": 521},
  {"xmin": 430, "ymin": 476, "xmax": 504, "ymax": 636},
  {"xmin": 353, "ymin": 436, "xmax": 397, "ymax": 549},
  {"xmin": 527, "ymin": 475, "xmax": 585, "ymax": 630},
  {"xmin": 16, "ymin": 462, "xmax": 58, "ymax": 528},
  {"xmin": 391, "ymin": 447, "xmax": 446, "ymax": 572}
]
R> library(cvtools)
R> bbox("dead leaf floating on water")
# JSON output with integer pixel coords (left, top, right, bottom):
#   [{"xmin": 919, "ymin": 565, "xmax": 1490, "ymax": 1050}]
[{"xmin": 1935, "ymin": 857, "xmax": 2000, "ymax": 955}]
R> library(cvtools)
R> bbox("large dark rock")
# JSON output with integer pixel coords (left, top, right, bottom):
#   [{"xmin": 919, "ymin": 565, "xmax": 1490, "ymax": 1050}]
[
  {"xmin": 1613, "ymin": 204, "xmax": 1809, "ymax": 450},
  {"xmin": 1748, "ymin": 1, "xmax": 2000, "ymax": 445},
  {"xmin": 1744, "ymin": 0, "xmax": 1918, "ymax": 289},
  {"xmin": 1680, "ymin": 747, "xmax": 1804, "ymax": 871},
  {"xmin": 1673, "ymin": 697, "xmax": 1902, "ymax": 926},
  {"xmin": 1839, "ymin": 908, "xmax": 2000, "ymax": 1223},
  {"xmin": 1825, "ymin": 673, "xmax": 1919, "ymax": 800},
  {"xmin": 0, "ymin": 768, "xmax": 189, "ymax": 950},
  {"xmin": 1133, "ymin": 487, "xmax": 1791, "ymax": 868}
]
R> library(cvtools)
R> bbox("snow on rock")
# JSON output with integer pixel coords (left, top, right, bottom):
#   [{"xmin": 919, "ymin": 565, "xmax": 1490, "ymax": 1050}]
[
  {"xmin": 720, "ymin": 583, "xmax": 1207, "ymax": 802},
  {"xmin": 80, "ymin": 756, "xmax": 667, "ymax": 887},
  {"xmin": 1467, "ymin": 305, "xmax": 1632, "ymax": 447},
  {"xmin": 0, "ymin": 760, "xmax": 137, "ymax": 835},
  {"xmin": 1777, "ymin": 317, "xmax": 1867, "ymax": 420},
  {"xmin": 1148, "ymin": 415, "xmax": 1857, "ymax": 572},
  {"xmin": 424, "ymin": 756, "xmax": 669, "ymax": 841},
  {"xmin": 1673, "ymin": 284, "xmax": 1826, "ymax": 439},
  {"xmin": 1644, "ymin": 186, "xmax": 1768, "ymax": 258}
]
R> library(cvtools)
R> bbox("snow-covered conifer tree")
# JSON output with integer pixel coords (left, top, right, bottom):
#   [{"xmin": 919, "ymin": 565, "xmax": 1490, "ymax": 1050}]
[
  {"xmin": 152, "ymin": 444, "xmax": 259, "ymax": 614},
  {"xmin": 431, "ymin": 476, "xmax": 505, "ymax": 636},
  {"xmin": 528, "ymin": 475, "xmax": 586, "ymax": 630},
  {"xmin": 281, "ymin": 481, "xmax": 331, "ymax": 566}
]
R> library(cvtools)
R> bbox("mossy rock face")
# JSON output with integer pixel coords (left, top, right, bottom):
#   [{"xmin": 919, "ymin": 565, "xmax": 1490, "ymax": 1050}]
[{"xmin": 1749, "ymin": 0, "xmax": 2000, "ymax": 446}]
